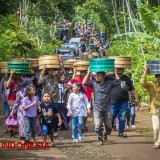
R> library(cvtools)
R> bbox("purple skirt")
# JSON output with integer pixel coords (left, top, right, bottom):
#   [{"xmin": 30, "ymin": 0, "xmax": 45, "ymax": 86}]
[{"xmin": 58, "ymin": 103, "xmax": 69, "ymax": 129}]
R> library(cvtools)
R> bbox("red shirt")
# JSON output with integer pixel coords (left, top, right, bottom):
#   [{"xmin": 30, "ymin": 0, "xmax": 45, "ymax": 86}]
[
  {"xmin": 71, "ymin": 76, "xmax": 94, "ymax": 101},
  {"xmin": 7, "ymin": 80, "xmax": 22, "ymax": 102}
]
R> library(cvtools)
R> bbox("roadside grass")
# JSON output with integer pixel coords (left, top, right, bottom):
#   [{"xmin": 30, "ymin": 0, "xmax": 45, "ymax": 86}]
[{"xmin": 135, "ymin": 106, "xmax": 154, "ymax": 141}]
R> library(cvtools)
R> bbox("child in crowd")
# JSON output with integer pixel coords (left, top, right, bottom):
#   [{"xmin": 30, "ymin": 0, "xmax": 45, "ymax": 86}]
[
  {"xmin": 38, "ymin": 65, "xmax": 59, "ymax": 137},
  {"xmin": 63, "ymin": 81, "xmax": 73, "ymax": 126},
  {"xmin": 22, "ymin": 84, "xmax": 40, "ymax": 142},
  {"xmin": 11, "ymin": 78, "xmax": 31, "ymax": 141},
  {"xmin": 58, "ymin": 73, "xmax": 68, "ymax": 130},
  {"xmin": 38, "ymin": 92, "xmax": 62, "ymax": 146},
  {"xmin": 67, "ymin": 82, "xmax": 91, "ymax": 143}
]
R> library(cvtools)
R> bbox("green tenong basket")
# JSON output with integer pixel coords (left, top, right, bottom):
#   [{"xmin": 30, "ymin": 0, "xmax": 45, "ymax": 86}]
[
  {"xmin": 90, "ymin": 58, "xmax": 115, "ymax": 72},
  {"xmin": 7, "ymin": 62, "xmax": 31, "ymax": 74},
  {"xmin": 88, "ymin": 44, "xmax": 95, "ymax": 49}
]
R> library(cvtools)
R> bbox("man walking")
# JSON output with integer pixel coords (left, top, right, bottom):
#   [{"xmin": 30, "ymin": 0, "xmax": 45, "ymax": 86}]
[
  {"xmin": 82, "ymin": 70, "xmax": 120, "ymax": 145},
  {"xmin": 108, "ymin": 68, "xmax": 139, "ymax": 138}
]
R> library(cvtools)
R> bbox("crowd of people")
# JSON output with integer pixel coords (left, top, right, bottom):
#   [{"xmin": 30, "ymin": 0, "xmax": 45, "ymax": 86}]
[
  {"xmin": 0, "ymin": 62, "xmax": 160, "ymax": 149},
  {"xmin": 74, "ymin": 22, "xmax": 110, "ymax": 56}
]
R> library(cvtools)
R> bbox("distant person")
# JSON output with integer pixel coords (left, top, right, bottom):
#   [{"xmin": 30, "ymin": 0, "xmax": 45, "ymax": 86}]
[{"xmin": 81, "ymin": 41, "xmax": 86, "ymax": 53}]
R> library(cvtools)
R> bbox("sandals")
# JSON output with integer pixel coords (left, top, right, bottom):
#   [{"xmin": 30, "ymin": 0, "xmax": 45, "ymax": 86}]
[
  {"xmin": 54, "ymin": 132, "xmax": 58, "ymax": 137},
  {"xmin": 97, "ymin": 140, "xmax": 103, "ymax": 146},
  {"xmin": 50, "ymin": 142, "xmax": 56, "ymax": 147},
  {"xmin": 103, "ymin": 135, "xmax": 108, "ymax": 142},
  {"xmin": 97, "ymin": 137, "xmax": 103, "ymax": 145},
  {"xmin": 83, "ymin": 127, "xmax": 88, "ymax": 132}
]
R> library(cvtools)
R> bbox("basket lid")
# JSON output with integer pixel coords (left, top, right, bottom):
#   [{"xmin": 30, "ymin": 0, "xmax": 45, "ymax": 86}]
[{"xmin": 8, "ymin": 62, "xmax": 30, "ymax": 65}]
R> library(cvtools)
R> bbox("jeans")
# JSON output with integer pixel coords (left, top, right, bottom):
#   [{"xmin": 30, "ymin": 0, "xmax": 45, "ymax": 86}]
[
  {"xmin": 3, "ymin": 102, "xmax": 10, "ymax": 120},
  {"xmin": 72, "ymin": 116, "xmax": 83, "ymax": 139},
  {"xmin": 112, "ymin": 101, "xmax": 128, "ymax": 133},
  {"xmin": 93, "ymin": 109, "xmax": 112, "ymax": 140},
  {"xmin": 41, "ymin": 122, "xmax": 54, "ymax": 136},
  {"xmin": 24, "ymin": 116, "xmax": 36, "ymax": 141},
  {"xmin": 127, "ymin": 104, "xmax": 136, "ymax": 126}
]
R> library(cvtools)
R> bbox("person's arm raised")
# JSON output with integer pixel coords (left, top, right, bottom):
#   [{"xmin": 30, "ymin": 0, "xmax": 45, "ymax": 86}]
[
  {"xmin": 72, "ymin": 68, "xmax": 77, "ymax": 79},
  {"xmin": 82, "ymin": 67, "xmax": 90, "ymax": 85},
  {"xmin": 114, "ymin": 69, "xmax": 120, "ymax": 80},
  {"xmin": 6, "ymin": 70, "xmax": 15, "ymax": 89},
  {"xmin": 141, "ymin": 65, "xmax": 148, "ymax": 85},
  {"xmin": 38, "ymin": 65, "xmax": 46, "ymax": 84}
]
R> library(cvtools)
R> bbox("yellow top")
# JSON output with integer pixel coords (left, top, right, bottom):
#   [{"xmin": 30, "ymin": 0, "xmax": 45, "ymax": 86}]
[{"xmin": 141, "ymin": 73, "xmax": 160, "ymax": 115}]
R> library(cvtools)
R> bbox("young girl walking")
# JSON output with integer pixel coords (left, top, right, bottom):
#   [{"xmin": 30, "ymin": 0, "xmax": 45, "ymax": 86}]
[
  {"xmin": 38, "ymin": 92, "xmax": 62, "ymax": 146},
  {"xmin": 58, "ymin": 73, "xmax": 68, "ymax": 130},
  {"xmin": 67, "ymin": 82, "xmax": 91, "ymax": 143},
  {"xmin": 22, "ymin": 84, "xmax": 40, "ymax": 142}
]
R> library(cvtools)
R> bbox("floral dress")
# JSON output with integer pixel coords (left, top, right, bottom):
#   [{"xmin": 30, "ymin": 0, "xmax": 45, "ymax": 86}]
[{"xmin": 12, "ymin": 89, "xmax": 41, "ymax": 137}]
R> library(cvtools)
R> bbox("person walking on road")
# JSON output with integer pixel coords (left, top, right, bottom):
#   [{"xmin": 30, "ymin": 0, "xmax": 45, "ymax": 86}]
[
  {"xmin": 71, "ymin": 69, "xmax": 94, "ymax": 132},
  {"xmin": 82, "ymin": 69, "xmax": 120, "ymax": 145},
  {"xmin": 22, "ymin": 85, "xmax": 40, "ymax": 142},
  {"xmin": 141, "ymin": 65, "xmax": 160, "ymax": 149},
  {"xmin": 38, "ymin": 92, "xmax": 62, "ymax": 146},
  {"xmin": 67, "ymin": 82, "xmax": 91, "ymax": 143},
  {"xmin": 38, "ymin": 65, "xmax": 59, "ymax": 137},
  {"xmin": 108, "ymin": 68, "xmax": 139, "ymax": 138}
]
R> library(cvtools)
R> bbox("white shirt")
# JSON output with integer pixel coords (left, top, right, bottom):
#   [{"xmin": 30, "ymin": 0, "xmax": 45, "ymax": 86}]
[
  {"xmin": 67, "ymin": 92, "xmax": 90, "ymax": 117},
  {"xmin": 58, "ymin": 83, "xmax": 65, "ymax": 103}
]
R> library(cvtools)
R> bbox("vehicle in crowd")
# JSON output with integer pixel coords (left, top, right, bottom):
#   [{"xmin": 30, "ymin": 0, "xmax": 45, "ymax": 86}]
[
  {"xmin": 69, "ymin": 37, "xmax": 83, "ymax": 47},
  {"xmin": 55, "ymin": 48, "xmax": 75, "ymax": 60},
  {"xmin": 63, "ymin": 43, "xmax": 79, "ymax": 56}
]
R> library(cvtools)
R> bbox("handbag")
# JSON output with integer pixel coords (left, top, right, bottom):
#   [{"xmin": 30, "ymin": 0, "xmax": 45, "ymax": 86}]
[{"xmin": 6, "ymin": 114, "xmax": 18, "ymax": 128}]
